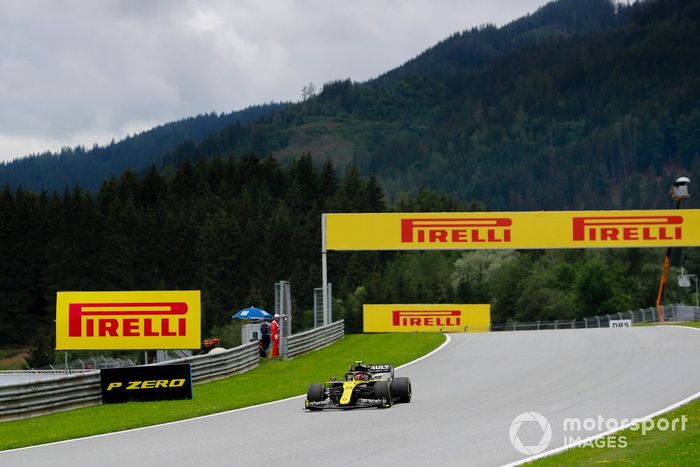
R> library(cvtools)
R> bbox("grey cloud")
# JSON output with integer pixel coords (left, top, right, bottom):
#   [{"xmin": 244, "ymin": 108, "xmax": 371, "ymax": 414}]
[{"xmin": 0, "ymin": 0, "xmax": 549, "ymax": 161}]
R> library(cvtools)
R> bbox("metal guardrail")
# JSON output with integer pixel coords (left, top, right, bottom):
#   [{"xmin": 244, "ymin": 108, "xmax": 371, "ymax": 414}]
[
  {"xmin": 153, "ymin": 341, "xmax": 260, "ymax": 384},
  {"xmin": 285, "ymin": 320, "xmax": 345, "ymax": 359},
  {"xmin": 490, "ymin": 304, "xmax": 696, "ymax": 332},
  {"xmin": 0, "ymin": 342, "xmax": 260, "ymax": 421},
  {"xmin": 0, "ymin": 370, "xmax": 95, "ymax": 375},
  {"xmin": 0, "ymin": 321, "xmax": 345, "ymax": 421},
  {"xmin": 0, "ymin": 372, "xmax": 102, "ymax": 421}
]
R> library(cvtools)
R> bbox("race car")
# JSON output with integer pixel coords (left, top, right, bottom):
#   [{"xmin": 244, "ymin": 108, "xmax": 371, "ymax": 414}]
[{"xmin": 304, "ymin": 361, "xmax": 412, "ymax": 410}]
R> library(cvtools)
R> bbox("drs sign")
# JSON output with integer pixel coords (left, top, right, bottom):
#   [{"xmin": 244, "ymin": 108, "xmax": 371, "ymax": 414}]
[
  {"xmin": 56, "ymin": 291, "xmax": 201, "ymax": 350},
  {"xmin": 610, "ymin": 319, "xmax": 632, "ymax": 328},
  {"xmin": 363, "ymin": 304, "xmax": 490, "ymax": 333}
]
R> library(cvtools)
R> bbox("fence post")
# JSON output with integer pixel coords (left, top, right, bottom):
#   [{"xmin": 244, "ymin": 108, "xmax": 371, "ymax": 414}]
[{"xmin": 595, "ymin": 316, "xmax": 601, "ymax": 328}]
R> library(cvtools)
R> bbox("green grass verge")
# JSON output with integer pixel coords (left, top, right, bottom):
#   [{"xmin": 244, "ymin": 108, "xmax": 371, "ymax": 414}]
[
  {"xmin": 531, "ymin": 395, "xmax": 699, "ymax": 466},
  {"xmin": 0, "ymin": 333, "xmax": 444, "ymax": 451}
]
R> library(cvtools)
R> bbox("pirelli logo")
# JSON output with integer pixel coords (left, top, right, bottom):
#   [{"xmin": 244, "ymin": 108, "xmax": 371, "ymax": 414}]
[
  {"xmin": 400, "ymin": 218, "xmax": 512, "ymax": 244},
  {"xmin": 57, "ymin": 291, "xmax": 201, "ymax": 350},
  {"xmin": 68, "ymin": 302, "xmax": 188, "ymax": 338},
  {"xmin": 572, "ymin": 216, "xmax": 683, "ymax": 242},
  {"xmin": 392, "ymin": 310, "xmax": 461, "ymax": 327}
]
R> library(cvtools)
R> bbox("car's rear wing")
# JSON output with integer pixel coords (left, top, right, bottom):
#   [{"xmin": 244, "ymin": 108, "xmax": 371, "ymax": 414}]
[
  {"xmin": 350, "ymin": 363, "xmax": 393, "ymax": 379},
  {"xmin": 367, "ymin": 364, "xmax": 393, "ymax": 373}
]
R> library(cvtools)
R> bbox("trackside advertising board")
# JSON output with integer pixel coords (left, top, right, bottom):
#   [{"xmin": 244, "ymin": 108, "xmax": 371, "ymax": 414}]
[
  {"xmin": 364, "ymin": 304, "xmax": 490, "ymax": 333},
  {"xmin": 56, "ymin": 291, "xmax": 201, "ymax": 350},
  {"xmin": 324, "ymin": 210, "xmax": 700, "ymax": 251},
  {"xmin": 100, "ymin": 364, "xmax": 193, "ymax": 403}
]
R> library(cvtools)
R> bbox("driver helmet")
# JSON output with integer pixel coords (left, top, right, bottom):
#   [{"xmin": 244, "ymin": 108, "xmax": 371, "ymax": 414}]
[{"xmin": 354, "ymin": 372, "xmax": 368, "ymax": 381}]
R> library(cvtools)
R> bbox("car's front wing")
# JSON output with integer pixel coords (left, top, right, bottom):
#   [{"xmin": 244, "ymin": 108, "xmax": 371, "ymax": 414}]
[{"xmin": 305, "ymin": 397, "xmax": 388, "ymax": 410}]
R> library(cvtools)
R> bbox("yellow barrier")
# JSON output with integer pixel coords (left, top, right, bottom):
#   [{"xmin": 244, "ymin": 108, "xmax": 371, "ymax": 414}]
[{"xmin": 363, "ymin": 304, "xmax": 490, "ymax": 333}]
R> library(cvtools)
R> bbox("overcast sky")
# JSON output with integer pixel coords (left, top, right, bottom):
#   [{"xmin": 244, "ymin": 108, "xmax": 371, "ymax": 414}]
[{"xmin": 0, "ymin": 0, "xmax": 551, "ymax": 163}]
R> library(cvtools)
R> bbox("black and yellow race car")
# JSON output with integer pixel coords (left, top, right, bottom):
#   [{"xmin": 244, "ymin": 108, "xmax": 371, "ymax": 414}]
[{"xmin": 304, "ymin": 361, "xmax": 412, "ymax": 410}]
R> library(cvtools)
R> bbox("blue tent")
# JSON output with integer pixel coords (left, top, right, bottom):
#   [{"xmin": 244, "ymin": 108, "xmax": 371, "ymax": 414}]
[{"xmin": 233, "ymin": 306, "xmax": 272, "ymax": 320}]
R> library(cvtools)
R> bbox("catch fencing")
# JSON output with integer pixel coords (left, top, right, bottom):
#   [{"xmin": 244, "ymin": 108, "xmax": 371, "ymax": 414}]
[
  {"xmin": 0, "ymin": 321, "xmax": 344, "ymax": 421},
  {"xmin": 490, "ymin": 304, "xmax": 697, "ymax": 331},
  {"xmin": 44, "ymin": 357, "xmax": 136, "ymax": 372}
]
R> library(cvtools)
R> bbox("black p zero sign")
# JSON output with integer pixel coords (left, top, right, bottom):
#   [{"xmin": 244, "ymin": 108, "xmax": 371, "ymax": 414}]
[{"xmin": 100, "ymin": 364, "xmax": 193, "ymax": 403}]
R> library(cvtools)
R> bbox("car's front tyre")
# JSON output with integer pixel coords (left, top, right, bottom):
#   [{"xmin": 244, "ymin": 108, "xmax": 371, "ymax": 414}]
[
  {"xmin": 391, "ymin": 377, "xmax": 412, "ymax": 403},
  {"xmin": 374, "ymin": 381, "xmax": 392, "ymax": 408},
  {"xmin": 307, "ymin": 383, "xmax": 324, "ymax": 402}
]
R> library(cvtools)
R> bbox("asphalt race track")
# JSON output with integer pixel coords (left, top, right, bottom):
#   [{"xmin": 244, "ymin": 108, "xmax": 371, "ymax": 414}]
[{"xmin": 2, "ymin": 326, "xmax": 700, "ymax": 466}]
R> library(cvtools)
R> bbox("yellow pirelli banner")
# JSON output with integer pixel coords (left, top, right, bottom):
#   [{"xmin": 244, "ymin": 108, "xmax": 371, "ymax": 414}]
[
  {"xmin": 324, "ymin": 210, "xmax": 700, "ymax": 250},
  {"xmin": 56, "ymin": 291, "xmax": 201, "ymax": 350},
  {"xmin": 363, "ymin": 304, "xmax": 490, "ymax": 333}
]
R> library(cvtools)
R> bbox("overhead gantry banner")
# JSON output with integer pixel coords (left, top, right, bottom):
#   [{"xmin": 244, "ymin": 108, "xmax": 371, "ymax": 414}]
[{"xmin": 323, "ymin": 210, "xmax": 700, "ymax": 251}]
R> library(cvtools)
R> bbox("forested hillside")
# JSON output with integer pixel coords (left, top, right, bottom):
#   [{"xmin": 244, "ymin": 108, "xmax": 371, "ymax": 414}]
[
  {"xmin": 0, "ymin": 103, "xmax": 285, "ymax": 192},
  {"xmin": 373, "ymin": 0, "xmax": 627, "ymax": 86},
  {"xmin": 0, "ymin": 155, "xmax": 379, "ymax": 349},
  {"xmin": 160, "ymin": 0, "xmax": 700, "ymax": 211}
]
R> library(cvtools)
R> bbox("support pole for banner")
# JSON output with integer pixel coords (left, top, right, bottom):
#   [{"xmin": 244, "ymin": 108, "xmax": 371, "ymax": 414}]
[
  {"xmin": 322, "ymin": 214, "xmax": 329, "ymax": 326},
  {"xmin": 656, "ymin": 177, "xmax": 691, "ymax": 322}
]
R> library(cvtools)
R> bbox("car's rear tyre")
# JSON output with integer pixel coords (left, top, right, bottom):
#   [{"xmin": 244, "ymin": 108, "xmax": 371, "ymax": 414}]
[
  {"xmin": 391, "ymin": 377, "xmax": 412, "ymax": 403},
  {"xmin": 374, "ymin": 381, "xmax": 392, "ymax": 407},
  {"xmin": 307, "ymin": 383, "xmax": 324, "ymax": 402}
]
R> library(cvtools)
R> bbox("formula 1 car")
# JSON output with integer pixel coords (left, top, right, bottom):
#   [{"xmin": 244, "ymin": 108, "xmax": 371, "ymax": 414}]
[{"xmin": 304, "ymin": 361, "xmax": 412, "ymax": 410}]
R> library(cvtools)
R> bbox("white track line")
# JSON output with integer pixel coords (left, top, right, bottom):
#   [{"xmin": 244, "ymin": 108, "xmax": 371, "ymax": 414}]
[
  {"xmin": 2, "ymin": 333, "xmax": 451, "ymax": 453},
  {"xmin": 502, "ymin": 325, "xmax": 700, "ymax": 466}
]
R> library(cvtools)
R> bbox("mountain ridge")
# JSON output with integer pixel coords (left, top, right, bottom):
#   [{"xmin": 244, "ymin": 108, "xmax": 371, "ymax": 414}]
[
  {"xmin": 3, "ymin": 0, "xmax": 699, "ymax": 212},
  {"xmin": 0, "ymin": 103, "xmax": 286, "ymax": 192}
]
